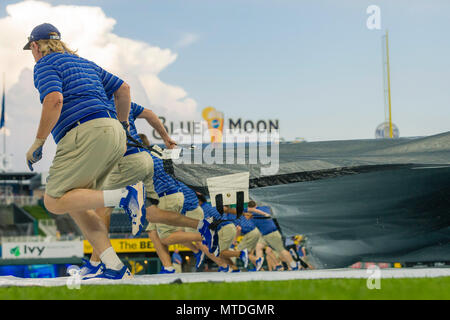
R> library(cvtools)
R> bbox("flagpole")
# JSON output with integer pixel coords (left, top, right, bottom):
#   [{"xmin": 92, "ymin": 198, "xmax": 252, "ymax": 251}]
[
  {"xmin": 1, "ymin": 73, "xmax": 4, "ymax": 175},
  {"xmin": 2, "ymin": 73, "xmax": 5, "ymax": 155}
]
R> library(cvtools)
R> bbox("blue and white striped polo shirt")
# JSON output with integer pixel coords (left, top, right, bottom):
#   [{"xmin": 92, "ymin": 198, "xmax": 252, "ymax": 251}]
[
  {"xmin": 200, "ymin": 202, "xmax": 233, "ymax": 231},
  {"xmin": 150, "ymin": 153, "xmax": 181, "ymax": 196},
  {"xmin": 125, "ymin": 102, "xmax": 145, "ymax": 156},
  {"xmin": 178, "ymin": 181, "xmax": 199, "ymax": 214},
  {"xmin": 33, "ymin": 52, "xmax": 123, "ymax": 144},
  {"xmin": 234, "ymin": 215, "xmax": 256, "ymax": 235}
]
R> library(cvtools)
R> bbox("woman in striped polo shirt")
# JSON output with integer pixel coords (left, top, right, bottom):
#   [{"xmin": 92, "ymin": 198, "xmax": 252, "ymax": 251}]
[{"xmin": 24, "ymin": 23, "xmax": 146, "ymax": 279}]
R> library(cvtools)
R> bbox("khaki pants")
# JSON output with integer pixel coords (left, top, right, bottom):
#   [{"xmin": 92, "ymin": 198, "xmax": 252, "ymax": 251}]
[
  {"xmin": 149, "ymin": 205, "xmax": 203, "ymax": 239},
  {"xmin": 183, "ymin": 206, "xmax": 204, "ymax": 233},
  {"xmin": 261, "ymin": 230, "xmax": 285, "ymax": 255},
  {"xmin": 237, "ymin": 228, "xmax": 262, "ymax": 252},
  {"xmin": 173, "ymin": 263, "xmax": 182, "ymax": 273},
  {"xmin": 218, "ymin": 223, "xmax": 237, "ymax": 252},
  {"xmin": 102, "ymin": 151, "xmax": 158, "ymax": 202},
  {"xmin": 46, "ymin": 118, "xmax": 126, "ymax": 198},
  {"xmin": 146, "ymin": 192, "xmax": 185, "ymax": 236}
]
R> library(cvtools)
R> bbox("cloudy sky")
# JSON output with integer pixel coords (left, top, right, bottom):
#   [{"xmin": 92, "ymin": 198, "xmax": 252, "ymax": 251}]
[{"xmin": 0, "ymin": 0, "xmax": 449, "ymax": 172}]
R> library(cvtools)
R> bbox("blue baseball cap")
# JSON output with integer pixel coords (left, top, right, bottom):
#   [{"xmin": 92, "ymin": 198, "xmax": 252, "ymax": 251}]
[{"xmin": 23, "ymin": 23, "xmax": 61, "ymax": 50}]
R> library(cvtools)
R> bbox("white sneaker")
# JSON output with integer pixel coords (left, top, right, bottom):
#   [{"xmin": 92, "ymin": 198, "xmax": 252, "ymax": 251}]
[
  {"xmin": 239, "ymin": 249, "xmax": 249, "ymax": 268},
  {"xmin": 255, "ymin": 257, "xmax": 264, "ymax": 271},
  {"xmin": 120, "ymin": 181, "xmax": 147, "ymax": 237},
  {"xmin": 91, "ymin": 265, "xmax": 133, "ymax": 280}
]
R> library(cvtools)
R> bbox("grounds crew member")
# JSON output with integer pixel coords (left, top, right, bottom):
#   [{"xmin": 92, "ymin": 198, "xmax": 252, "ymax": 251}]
[
  {"xmin": 80, "ymin": 103, "xmax": 218, "ymax": 277},
  {"xmin": 25, "ymin": 23, "xmax": 145, "ymax": 279},
  {"xmin": 247, "ymin": 201, "xmax": 300, "ymax": 271}
]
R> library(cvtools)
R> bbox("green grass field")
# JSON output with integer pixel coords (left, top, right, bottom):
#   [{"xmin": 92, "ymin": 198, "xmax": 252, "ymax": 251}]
[{"xmin": 1, "ymin": 277, "xmax": 449, "ymax": 300}]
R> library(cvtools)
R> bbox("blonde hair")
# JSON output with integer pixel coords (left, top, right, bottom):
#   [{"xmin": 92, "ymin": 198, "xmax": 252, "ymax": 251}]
[{"xmin": 36, "ymin": 32, "xmax": 78, "ymax": 57}]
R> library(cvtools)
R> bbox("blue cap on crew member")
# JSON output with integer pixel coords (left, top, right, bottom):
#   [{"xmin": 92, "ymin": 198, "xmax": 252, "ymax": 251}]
[{"xmin": 23, "ymin": 23, "xmax": 61, "ymax": 50}]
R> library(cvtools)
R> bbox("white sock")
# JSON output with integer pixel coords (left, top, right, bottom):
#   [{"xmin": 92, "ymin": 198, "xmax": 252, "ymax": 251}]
[
  {"xmin": 164, "ymin": 266, "xmax": 175, "ymax": 271},
  {"xmin": 99, "ymin": 247, "xmax": 124, "ymax": 271},
  {"xmin": 103, "ymin": 188, "xmax": 128, "ymax": 207},
  {"xmin": 290, "ymin": 261, "xmax": 298, "ymax": 268},
  {"xmin": 90, "ymin": 260, "xmax": 101, "ymax": 267}
]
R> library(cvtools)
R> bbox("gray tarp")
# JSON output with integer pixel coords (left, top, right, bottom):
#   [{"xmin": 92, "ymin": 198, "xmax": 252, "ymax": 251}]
[{"xmin": 172, "ymin": 131, "xmax": 450, "ymax": 268}]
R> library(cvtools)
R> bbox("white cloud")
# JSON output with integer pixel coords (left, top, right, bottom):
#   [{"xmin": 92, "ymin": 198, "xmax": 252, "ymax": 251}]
[
  {"xmin": 0, "ymin": 0, "xmax": 198, "ymax": 172},
  {"xmin": 175, "ymin": 32, "xmax": 200, "ymax": 48}
]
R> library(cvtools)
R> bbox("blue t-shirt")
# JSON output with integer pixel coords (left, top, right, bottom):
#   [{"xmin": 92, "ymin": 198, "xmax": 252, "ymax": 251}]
[
  {"xmin": 250, "ymin": 206, "xmax": 278, "ymax": 236},
  {"xmin": 33, "ymin": 52, "xmax": 123, "ymax": 143},
  {"xmin": 178, "ymin": 181, "xmax": 199, "ymax": 214},
  {"xmin": 172, "ymin": 252, "xmax": 182, "ymax": 265},
  {"xmin": 125, "ymin": 102, "xmax": 145, "ymax": 156},
  {"xmin": 201, "ymin": 202, "xmax": 233, "ymax": 231},
  {"xmin": 297, "ymin": 246, "xmax": 305, "ymax": 258},
  {"xmin": 150, "ymin": 154, "xmax": 181, "ymax": 196},
  {"xmin": 234, "ymin": 215, "xmax": 256, "ymax": 235}
]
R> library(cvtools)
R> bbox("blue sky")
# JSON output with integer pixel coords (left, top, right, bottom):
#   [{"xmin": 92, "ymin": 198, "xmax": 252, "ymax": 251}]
[{"xmin": 2, "ymin": 0, "xmax": 449, "ymax": 143}]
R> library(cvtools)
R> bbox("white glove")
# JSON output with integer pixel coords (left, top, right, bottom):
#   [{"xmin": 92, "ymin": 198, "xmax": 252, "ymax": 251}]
[{"xmin": 26, "ymin": 138, "xmax": 46, "ymax": 171}]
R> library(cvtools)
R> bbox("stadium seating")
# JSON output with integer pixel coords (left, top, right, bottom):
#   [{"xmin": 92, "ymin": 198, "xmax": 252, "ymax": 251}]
[
  {"xmin": 0, "ymin": 223, "xmax": 34, "ymax": 237},
  {"xmin": 0, "ymin": 204, "xmax": 36, "ymax": 237},
  {"xmin": 109, "ymin": 213, "xmax": 132, "ymax": 234},
  {"xmin": 53, "ymin": 214, "xmax": 82, "ymax": 236}
]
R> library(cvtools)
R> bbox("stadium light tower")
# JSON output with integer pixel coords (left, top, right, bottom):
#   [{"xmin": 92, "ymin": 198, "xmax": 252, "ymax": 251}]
[
  {"xmin": 376, "ymin": 30, "xmax": 399, "ymax": 139},
  {"xmin": 385, "ymin": 30, "xmax": 393, "ymax": 138}
]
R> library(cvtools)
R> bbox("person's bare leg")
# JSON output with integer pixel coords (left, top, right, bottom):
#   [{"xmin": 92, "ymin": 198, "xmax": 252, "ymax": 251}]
[
  {"xmin": 223, "ymin": 257, "xmax": 238, "ymax": 270},
  {"xmin": 255, "ymin": 242, "xmax": 265, "ymax": 260},
  {"xmin": 279, "ymin": 249, "xmax": 297, "ymax": 270},
  {"xmin": 266, "ymin": 247, "xmax": 277, "ymax": 262},
  {"xmin": 162, "ymin": 231, "xmax": 234, "ymax": 270},
  {"xmin": 220, "ymin": 249, "xmax": 241, "ymax": 259},
  {"xmin": 90, "ymin": 207, "xmax": 114, "ymax": 262},
  {"xmin": 266, "ymin": 253, "xmax": 277, "ymax": 270},
  {"xmin": 159, "ymin": 234, "xmax": 199, "ymax": 254},
  {"xmin": 148, "ymin": 230, "xmax": 172, "ymax": 268},
  {"xmin": 253, "ymin": 246, "xmax": 264, "ymax": 261},
  {"xmin": 159, "ymin": 231, "xmax": 210, "ymax": 269},
  {"xmin": 219, "ymin": 249, "xmax": 245, "ymax": 271},
  {"xmin": 69, "ymin": 209, "xmax": 123, "ymax": 270},
  {"xmin": 194, "ymin": 243, "xmax": 228, "ymax": 268},
  {"xmin": 160, "ymin": 230, "xmax": 202, "ymax": 246},
  {"xmin": 160, "ymin": 232, "xmax": 229, "ymax": 269},
  {"xmin": 44, "ymin": 190, "xmax": 108, "ymax": 215},
  {"xmin": 181, "ymin": 241, "xmax": 198, "ymax": 252},
  {"xmin": 266, "ymin": 255, "xmax": 276, "ymax": 270},
  {"xmin": 248, "ymin": 252, "xmax": 257, "ymax": 266},
  {"xmin": 246, "ymin": 249, "xmax": 257, "ymax": 267},
  {"xmin": 69, "ymin": 210, "xmax": 111, "ymax": 254},
  {"xmin": 265, "ymin": 247, "xmax": 281, "ymax": 270},
  {"xmin": 146, "ymin": 205, "xmax": 200, "ymax": 229}
]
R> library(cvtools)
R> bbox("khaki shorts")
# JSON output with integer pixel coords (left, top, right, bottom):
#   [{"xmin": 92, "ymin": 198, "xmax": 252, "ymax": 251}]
[
  {"xmin": 102, "ymin": 151, "xmax": 158, "ymax": 201},
  {"xmin": 184, "ymin": 206, "xmax": 204, "ymax": 233},
  {"xmin": 149, "ymin": 205, "xmax": 203, "ymax": 238},
  {"xmin": 237, "ymin": 228, "xmax": 262, "ymax": 252},
  {"xmin": 173, "ymin": 263, "xmax": 182, "ymax": 273},
  {"xmin": 262, "ymin": 230, "xmax": 285, "ymax": 255},
  {"xmin": 258, "ymin": 236, "xmax": 267, "ymax": 247},
  {"xmin": 46, "ymin": 118, "xmax": 126, "ymax": 198},
  {"xmin": 146, "ymin": 192, "xmax": 185, "ymax": 236},
  {"xmin": 218, "ymin": 223, "xmax": 237, "ymax": 252}
]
